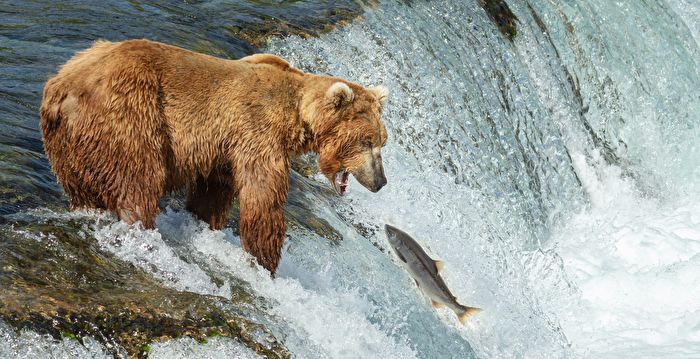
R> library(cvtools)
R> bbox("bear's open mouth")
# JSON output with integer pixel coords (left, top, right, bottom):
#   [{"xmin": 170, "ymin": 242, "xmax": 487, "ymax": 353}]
[{"xmin": 333, "ymin": 170, "xmax": 350, "ymax": 195}]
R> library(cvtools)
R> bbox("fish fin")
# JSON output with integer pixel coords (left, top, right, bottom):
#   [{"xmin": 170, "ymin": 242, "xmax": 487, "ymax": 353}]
[
  {"xmin": 414, "ymin": 279, "xmax": 420, "ymax": 288},
  {"xmin": 457, "ymin": 306, "xmax": 482, "ymax": 325},
  {"xmin": 434, "ymin": 260, "xmax": 444, "ymax": 273},
  {"xmin": 431, "ymin": 300, "xmax": 444, "ymax": 308}
]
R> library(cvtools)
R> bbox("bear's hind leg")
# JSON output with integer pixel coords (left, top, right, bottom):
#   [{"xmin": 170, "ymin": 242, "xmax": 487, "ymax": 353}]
[
  {"xmin": 61, "ymin": 171, "xmax": 105, "ymax": 210},
  {"xmin": 112, "ymin": 161, "xmax": 166, "ymax": 229},
  {"xmin": 115, "ymin": 182, "xmax": 163, "ymax": 229},
  {"xmin": 186, "ymin": 166, "xmax": 236, "ymax": 230}
]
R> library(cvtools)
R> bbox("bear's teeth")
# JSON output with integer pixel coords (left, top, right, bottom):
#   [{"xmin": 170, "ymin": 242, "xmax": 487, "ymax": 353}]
[{"xmin": 333, "ymin": 171, "xmax": 349, "ymax": 195}]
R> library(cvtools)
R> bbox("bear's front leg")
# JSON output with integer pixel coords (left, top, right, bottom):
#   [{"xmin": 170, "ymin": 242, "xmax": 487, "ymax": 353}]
[{"xmin": 237, "ymin": 169, "xmax": 288, "ymax": 276}]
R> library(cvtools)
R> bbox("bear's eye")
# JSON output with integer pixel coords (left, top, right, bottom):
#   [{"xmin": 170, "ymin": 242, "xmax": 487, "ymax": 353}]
[{"xmin": 361, "ymin": 139, "xmax": 373, "ymax": 148}]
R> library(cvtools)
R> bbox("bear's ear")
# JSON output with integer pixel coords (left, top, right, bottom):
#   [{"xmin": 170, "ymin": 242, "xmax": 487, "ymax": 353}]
[
  {"xmin": 326, "ymin": 82, "xmax": 354, "ymax": 107},
  {"xmin": 369, "ymin": 86, "xmax": 388, "ymax": 106}
]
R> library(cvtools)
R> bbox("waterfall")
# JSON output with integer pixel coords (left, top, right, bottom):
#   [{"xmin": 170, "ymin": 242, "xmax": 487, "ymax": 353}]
[{"xmin": 266, "ymin": 0, "xmax": 700, "ymax": 357}]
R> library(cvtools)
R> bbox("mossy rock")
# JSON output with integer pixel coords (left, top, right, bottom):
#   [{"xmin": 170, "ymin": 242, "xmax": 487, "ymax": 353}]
[{"xmin": 0, "ymin": 218, "xmax": 288, "ymax": 358}]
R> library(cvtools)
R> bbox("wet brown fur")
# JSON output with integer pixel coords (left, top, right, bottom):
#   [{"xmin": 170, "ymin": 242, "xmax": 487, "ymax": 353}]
[{"xmin": 40, "ymin": 39, "xmax": 388, "ymax": 275}]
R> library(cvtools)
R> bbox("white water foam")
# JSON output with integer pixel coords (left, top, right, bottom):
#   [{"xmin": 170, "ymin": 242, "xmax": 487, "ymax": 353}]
[
  {"xmin": 539, "ymin": 152, "xmax": 700, "ymax": 358},
  {"xmin": 89, "ymin": 209, "xmax": 420, "ymax": 359},
  {"xmin": 148, "ymin": 336, "xmax": 261, "ymax": 359},
  {"xmin": 0, "ymin": 321, "xmax": 115, "ymax": 359}
]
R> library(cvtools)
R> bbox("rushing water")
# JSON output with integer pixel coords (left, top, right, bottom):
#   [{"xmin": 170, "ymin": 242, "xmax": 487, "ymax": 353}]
[
  {"xmin": 269, "ymin": 0, "xmax": 700, "ymax": 356},
  {"xmin": 1, "ymin": 0, "xmax": 699, "ymax": 358}
]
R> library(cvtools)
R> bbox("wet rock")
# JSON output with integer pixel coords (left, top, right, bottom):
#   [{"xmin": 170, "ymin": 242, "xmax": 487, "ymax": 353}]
[
  {"xmin": 478, "ymin": 0, "xmax": 519, "ymax": 41},
  {"xmin": 291, "ymin": 154, "xmax": 320, "ymax": 178},
  {"xmin": 285, "ymin": 171, "xmax": 343, "ymax": 242},
  {"xmin": 226, "ymin": 1, "xmax": 376, "ymax": 47},
  {"xmin": 0, "ymin": 218, "xmax": 289, "ymax": 358}
]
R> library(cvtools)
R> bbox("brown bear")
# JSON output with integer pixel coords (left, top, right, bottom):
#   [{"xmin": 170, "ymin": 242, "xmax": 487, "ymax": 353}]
[{"xmin": 40, "ymin": 39, "xmax": 388, "ymax": 274}]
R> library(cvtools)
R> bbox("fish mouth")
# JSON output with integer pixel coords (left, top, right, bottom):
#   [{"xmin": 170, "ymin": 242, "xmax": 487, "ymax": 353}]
[
  {"xmin": 332, "ymin": 170, "xmax": 350, "ymax": 196},
  {"xmin": 384, "ymin": 224, "xmax": 400, "ymax": 245}
]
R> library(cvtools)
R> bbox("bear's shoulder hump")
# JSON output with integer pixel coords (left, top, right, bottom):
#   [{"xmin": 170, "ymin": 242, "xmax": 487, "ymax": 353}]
[{"xmin": 239, "ymin": 54, "xmax": 303, "ymax": 75}]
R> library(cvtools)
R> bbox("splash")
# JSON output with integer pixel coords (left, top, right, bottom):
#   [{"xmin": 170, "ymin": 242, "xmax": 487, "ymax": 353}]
[
  {"xmin": 91, "ymin": 209, "xmax": 421, "ymax": 359},
  {"xmin": 542, "ymin": 153, "xmax": 700, "ymax": 357}
]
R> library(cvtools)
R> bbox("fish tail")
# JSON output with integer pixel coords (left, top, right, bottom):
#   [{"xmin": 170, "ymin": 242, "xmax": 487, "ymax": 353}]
[{"xmin": 457, "ymin": 306, "xmax": 482, "ymax": 324}]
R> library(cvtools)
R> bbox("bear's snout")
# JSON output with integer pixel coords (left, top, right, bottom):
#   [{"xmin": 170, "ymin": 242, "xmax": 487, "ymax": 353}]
[
  {"xmin": 352, "ymin": 147, "xmax": 387, "ymax": 193},
  {"xmin": 371, "ymin": 172, "xmax": 387, "ymax": 192}
]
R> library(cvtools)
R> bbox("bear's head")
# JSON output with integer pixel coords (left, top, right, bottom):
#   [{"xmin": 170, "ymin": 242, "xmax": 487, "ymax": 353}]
[{"xmin": 301, "ymin": 79, "xmax": 389, "ymax": 196}]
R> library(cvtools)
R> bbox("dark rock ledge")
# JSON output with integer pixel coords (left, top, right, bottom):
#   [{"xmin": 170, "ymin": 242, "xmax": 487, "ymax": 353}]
[{"xmin": 478, "ymin": 0, "xmax": 519, "ymax": 41}]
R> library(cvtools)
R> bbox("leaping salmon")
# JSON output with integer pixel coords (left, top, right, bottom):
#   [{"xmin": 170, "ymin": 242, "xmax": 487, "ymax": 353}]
[{"xmin": 385, "ymin": 224, "xmax": 481, "ymax": 324}]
